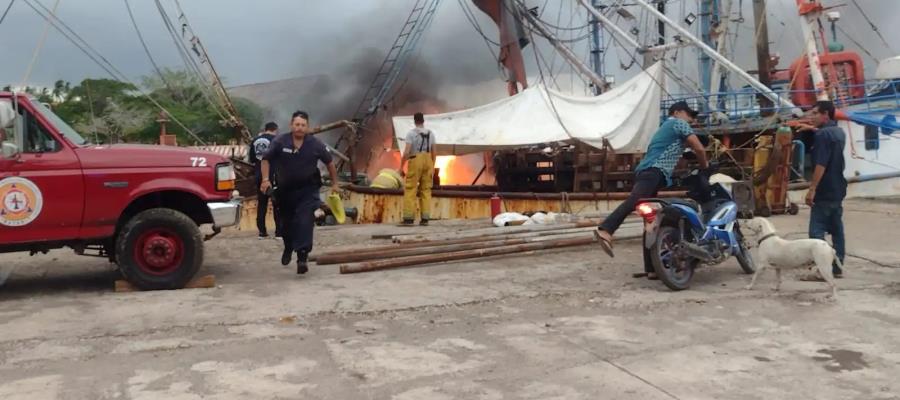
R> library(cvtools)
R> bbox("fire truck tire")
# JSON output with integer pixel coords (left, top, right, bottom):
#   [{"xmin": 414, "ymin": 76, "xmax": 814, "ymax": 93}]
[{"xmin": 116, "ymin": 208, "xmax": 204, "ymax": 290}]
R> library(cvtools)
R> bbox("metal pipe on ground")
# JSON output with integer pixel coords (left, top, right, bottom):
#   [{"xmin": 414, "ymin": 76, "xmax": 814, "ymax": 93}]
[
  {"xmin": 392, "ymin": 216, "xmax": 642, "ymax": 243},
  {"xmin": 311, "ymin": 226, "xmax": 605, "ymax": 262},
  {"xmin": 392, "ymin": 220, "xmax": 603, "ymax": 243},
  {"xmin": 339, "ymin": 232, "xmax": 643, "ymax": 274},
  {"xmin": 312, "ymin": 221, "xmax": 643, "ymax": 262},
  {"xmin": 340, "ymin": 235, "xmax": 599, "ymax": 274},
  {"xmin": 317, "ymin": 231, "xmax": 596, "ymax": 265}
]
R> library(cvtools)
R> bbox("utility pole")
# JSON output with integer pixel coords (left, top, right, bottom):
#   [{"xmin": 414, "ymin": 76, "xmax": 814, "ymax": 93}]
[
  {"xmin": 589, "ymin": 0, "xmax": 606, "ymax": 94},
  {"xmin": 752, "ymin": 0, "xmax": 774, "ymax": 116}
]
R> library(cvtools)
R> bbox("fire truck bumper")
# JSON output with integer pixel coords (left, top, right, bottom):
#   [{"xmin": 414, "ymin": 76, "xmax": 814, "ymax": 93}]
[{"xmin": 207, "ymin": 200, "xmax": 242, "ymax": 228}]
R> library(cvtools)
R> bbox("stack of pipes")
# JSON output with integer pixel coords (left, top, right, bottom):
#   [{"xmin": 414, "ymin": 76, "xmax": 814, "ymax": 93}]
[{"xmin": 313, "ymin": 217, "xmax": 643, "ymax": 274}]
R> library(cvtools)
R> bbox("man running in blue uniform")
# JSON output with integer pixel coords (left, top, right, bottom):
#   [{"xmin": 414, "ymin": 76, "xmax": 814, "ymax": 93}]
[{"xmin": 260, "ymin": 111, "xmax": 339, "ymax": 275}]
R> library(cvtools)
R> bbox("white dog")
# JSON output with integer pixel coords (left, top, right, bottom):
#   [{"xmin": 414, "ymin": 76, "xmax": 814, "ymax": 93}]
[{"xmin": 742, "ymin": 217, "xmax": 841, "ymax": 297}]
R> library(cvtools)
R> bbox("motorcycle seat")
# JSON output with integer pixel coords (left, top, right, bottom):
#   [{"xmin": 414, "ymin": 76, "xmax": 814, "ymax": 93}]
[{"xmin": 668, "ymin": 198, "xmax": 701, "ymax": 212}]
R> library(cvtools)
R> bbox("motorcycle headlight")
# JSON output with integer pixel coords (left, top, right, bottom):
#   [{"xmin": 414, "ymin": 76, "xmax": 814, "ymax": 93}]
[{"xmin": 215, "ymin": 163, "xmax": 236, "ymax": 191}]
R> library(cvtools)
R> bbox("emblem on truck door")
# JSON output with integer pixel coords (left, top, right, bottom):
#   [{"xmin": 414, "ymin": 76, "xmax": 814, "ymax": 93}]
[{"xmin": 0, "ymin": 177, "xmax": 44, "ymax": 227}]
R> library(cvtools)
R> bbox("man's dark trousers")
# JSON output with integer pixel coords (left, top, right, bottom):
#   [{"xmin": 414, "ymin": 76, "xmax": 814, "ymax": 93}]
[
  {"xmin": 256, "ymin": 176, "xmax": 280, "ymax": 236},
  {"xmin": 599, "ymin": 168, "xmax": 665, "ymax": 273},
  {"xmin": 277, "ymin": 185, "xmax": 320, "ymax": 255},
  {"xmin": 809, "ymin": 201, "xmax": 845, "ymax": 274}
]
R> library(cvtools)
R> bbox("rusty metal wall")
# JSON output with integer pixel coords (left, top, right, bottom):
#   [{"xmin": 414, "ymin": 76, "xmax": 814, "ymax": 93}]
[
  {"xmin": 345, "ymin": 191, "xmax": 628, "ymax": 224},
  {"xmin": 238, "ymin": 189, "xmax": 676, "ymax": 226}
]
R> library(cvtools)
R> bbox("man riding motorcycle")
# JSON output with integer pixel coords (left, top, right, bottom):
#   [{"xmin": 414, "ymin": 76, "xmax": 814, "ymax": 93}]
[{"xmin": 596, "ymin": 101, "xmax": 709, "ymax": 279}]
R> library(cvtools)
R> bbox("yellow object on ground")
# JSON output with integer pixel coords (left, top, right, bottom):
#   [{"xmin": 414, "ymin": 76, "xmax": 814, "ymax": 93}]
[
  {"xmin": 403, "ymin": 155, "xmax": 434, "ymax": 221},
  {"xmin": 326, "ymin": 193, "xmax": 346, "ymax": 224},
  {"xmin": 370, "ymin": 168, "xmax": 403, "ymax": 189},
  {"xmin": 753, "ymin": 136, "xmax": 773, "ymax": 209}
]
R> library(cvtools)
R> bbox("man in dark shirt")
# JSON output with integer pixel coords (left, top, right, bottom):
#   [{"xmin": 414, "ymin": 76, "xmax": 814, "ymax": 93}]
[
  {"xmin": 249, "ymin": 122, "xmax": 280, "ymax": 239},
  {"xmin": 260, "ymin": 111, "xmax": 339, "ymax": 274},
  {"xmin": 800, "ymin": 100, "xmax": 848, "ymax": 278}
]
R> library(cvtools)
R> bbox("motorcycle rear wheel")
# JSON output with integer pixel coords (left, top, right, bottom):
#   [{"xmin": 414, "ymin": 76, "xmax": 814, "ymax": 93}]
[{"xmin": 650, "ymin": 225, "xmax": 698, "ymax": 291}]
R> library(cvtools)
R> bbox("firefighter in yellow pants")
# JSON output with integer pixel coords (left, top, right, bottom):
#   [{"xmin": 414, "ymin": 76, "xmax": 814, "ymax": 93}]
[{"xmin": 400, "ymin": 112, "xmax": 437, "ymax": 226}]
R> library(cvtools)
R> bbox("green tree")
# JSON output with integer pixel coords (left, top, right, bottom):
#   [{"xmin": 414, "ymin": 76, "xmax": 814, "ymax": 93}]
[
  {"xmin": 51, "ymin": 80, "xmax": 71, "ymax": 103},
  {"xmin": 140, "ymin": 68, "xmax": 263, "ymax": 145},
  {"xmin": 74, "ymin": 100, "xmax": 152, "ymax": 144},
  {"xmin": 55, "ymin": 78, "xmax": 139, "ymax": 126},
  {"xmin": 22, "ymin": 70, "xmax": 265, "ymax": 146}
]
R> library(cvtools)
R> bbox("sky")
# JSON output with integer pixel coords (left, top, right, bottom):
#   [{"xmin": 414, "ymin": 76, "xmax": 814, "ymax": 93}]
[{"xmin": 1, "ymin": 0, "xmax": 897, "ymax": 110}]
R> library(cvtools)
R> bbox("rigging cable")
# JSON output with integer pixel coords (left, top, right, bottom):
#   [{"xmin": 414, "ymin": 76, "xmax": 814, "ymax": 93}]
[
  {"xmin": 834, "ymin": 25, "xmax": 879, "ymax": 63},
  {"xmin": 850, "ymin": 0, "xmax": 895, "ymax": 54},
  {"xmin": 154, "ymin": 0, "xmax": 231, "ymax": 123},
  {"xmin": 123, "ymin": 0, "xmax": 172, "ymax": 90},
  {"xmin": 173, "ymin": 0, "xmax": 243, "ymax": 117},
  {"xmin": 457, "ymin": 0, "xmax": 506, "ymax": 81},
  {"xmin": 458, "ymin": 0, "xmax": 499, "ymax": 46},
  {"xmin": 20, "ymin": 0, "xmax": 60, "ymax": 87},
  {"xmin": 0, "ymin": 0, "xmax": 15, "ymax": 26},
  {"xmin": 533, "ymin": 14, "xmax": 590, "ymax": 31},
  {"xmin": 545, "ymin": 0, "xmax": 567, "ymax": 79},
  {"xmin": 22, "ymin": 0, "xmax": 207, "ymax": 144},
  {"xmin": 374, "ymin": 0, "xmax": 445, "ymax": 112},
  {"xmin": 156, "ymin": 0, "xmax": 227, "ymax": 106}
]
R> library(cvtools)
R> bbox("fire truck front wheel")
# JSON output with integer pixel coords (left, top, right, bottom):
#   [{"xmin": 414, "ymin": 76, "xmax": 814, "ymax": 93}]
[{"xmin": 116, "ymin": 208, "xmax": 204, "ymax": 290}]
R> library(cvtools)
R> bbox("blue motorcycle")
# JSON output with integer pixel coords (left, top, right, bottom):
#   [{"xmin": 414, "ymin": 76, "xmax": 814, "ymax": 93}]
[{"xmin": 636, "ymin": 167, "xmax": 755, "ymax": 291}]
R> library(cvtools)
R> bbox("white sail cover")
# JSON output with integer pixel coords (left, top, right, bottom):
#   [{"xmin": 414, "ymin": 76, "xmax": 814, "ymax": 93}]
[{"xmin": 393, "ymin": 62, "xmax": 664, "ymax": 155}]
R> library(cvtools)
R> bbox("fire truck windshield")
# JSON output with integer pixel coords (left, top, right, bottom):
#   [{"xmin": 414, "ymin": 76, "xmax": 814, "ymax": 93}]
[{"xmin": 30, "ymin": 99, "xmax": 88, "ymax": 146}]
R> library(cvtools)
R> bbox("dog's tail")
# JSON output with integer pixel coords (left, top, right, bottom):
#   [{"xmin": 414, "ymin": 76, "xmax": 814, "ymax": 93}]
[{"xmin": 833, "ymin": 248, "xmax": 844, "ymax": 271}]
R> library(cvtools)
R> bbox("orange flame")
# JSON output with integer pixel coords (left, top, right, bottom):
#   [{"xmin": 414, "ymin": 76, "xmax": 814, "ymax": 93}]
[{"xmin": 435, "ymin": 155, "xmax": 455, "ymax": 184}]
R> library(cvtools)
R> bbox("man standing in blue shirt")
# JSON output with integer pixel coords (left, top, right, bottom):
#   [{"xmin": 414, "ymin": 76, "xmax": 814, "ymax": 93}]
[
  {"xmin": 596, "ymin": 101, "xmax": 709, "ymax": 278},
  {"xmin": 249, "ymin": 122, "xmax": 280, "ymax": 239},
  {"xmin": 799, "ymin": 100, "xmax": 847, "ymax": 278}
]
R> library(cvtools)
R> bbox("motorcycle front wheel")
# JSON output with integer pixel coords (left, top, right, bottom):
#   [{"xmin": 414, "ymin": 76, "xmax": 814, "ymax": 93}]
[{"xmin": 650, "ymin": 224, "xmax": 699, "ymax": 291}]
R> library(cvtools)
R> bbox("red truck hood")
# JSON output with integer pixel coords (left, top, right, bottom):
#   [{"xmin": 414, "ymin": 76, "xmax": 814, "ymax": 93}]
[{"xmin": 75, "ymin": 144, "xmax": 230, "ymax": 169}]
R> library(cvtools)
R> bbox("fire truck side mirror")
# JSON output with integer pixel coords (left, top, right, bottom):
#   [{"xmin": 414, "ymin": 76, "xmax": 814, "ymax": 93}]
[{"xmin": 1, "ymin": 141, "xmax": 19, "ymax": 159}]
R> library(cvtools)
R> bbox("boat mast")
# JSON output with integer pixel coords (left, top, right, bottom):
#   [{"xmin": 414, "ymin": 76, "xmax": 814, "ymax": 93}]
[
  {"xmin": 752, "ymin": 0, "xmax": 775, "ymax": 116},
  {"xmin": 796, "ymin": 0, "xmax": 830, "ymax": 101},
  {"xmin": 698, "ymin": 0, "xmax": 718, "ymax": 98},
  {"xmin": 708, "ymin": 0, "xmax": 732, "ymax": 112},
  {"xmin": 588, "ymin": 0, "xmax": 607, "ymax": 94}
]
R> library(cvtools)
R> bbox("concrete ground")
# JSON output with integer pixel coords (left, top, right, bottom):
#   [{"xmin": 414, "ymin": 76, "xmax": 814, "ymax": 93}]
[{"xmin": 1, "ymin": 198, "xmax": 900, "ymax": 400}]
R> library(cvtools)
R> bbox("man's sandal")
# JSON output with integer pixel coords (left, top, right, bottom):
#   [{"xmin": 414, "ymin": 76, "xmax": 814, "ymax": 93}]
[{"xmin": 593, "ymin": 230, "xmax": 615, "ymax": 258}]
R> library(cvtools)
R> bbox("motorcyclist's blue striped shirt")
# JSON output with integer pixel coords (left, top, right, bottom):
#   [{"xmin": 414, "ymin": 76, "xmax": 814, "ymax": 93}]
[{"xmin": 635, "ymin": 117, "xmax": 695, "ymax": 186}]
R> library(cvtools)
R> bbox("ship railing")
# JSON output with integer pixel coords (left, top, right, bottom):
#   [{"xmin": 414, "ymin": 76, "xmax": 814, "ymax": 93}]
[{"xmin": 660, "ymin": 79, "xmax": 900, "ymax": 129}]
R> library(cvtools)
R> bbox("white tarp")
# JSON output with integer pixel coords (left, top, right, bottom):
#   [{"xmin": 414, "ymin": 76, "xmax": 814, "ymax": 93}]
[{"xmin": 393, "ymin": 62, "xmax": 664, "ymax": 155}]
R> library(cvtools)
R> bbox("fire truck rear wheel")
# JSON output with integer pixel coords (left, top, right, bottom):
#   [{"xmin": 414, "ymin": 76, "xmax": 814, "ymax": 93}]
[{"xmin": 116, "ymin": 208, "xmax": 204, "ymax": 290}]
